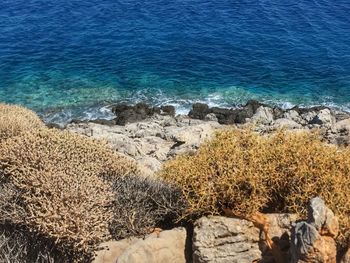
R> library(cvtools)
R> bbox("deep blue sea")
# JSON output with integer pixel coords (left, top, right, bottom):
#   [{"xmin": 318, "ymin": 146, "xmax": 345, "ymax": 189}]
[{"xmin": 0, "ymin": 0, "xmax": 349, "ymax": 122}]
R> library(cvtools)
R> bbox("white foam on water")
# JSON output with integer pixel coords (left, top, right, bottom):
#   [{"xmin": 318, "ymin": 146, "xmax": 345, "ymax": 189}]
[{"xmin": 40, "ymin": 85, "xmax": 350, "ymax": 125}]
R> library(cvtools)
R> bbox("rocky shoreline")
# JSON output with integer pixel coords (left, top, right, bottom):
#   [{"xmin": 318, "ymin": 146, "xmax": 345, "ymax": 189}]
[
  {"xmin": 65, "ymin": 101, "xmax": 350, "ymax": 176},
  {"xmin": 2, "ymin": 101, "xmax": 350, "ymax": 263},
  {"xmin": 65, "ymin": 101, "xmax": 350, "ymax": 263}
]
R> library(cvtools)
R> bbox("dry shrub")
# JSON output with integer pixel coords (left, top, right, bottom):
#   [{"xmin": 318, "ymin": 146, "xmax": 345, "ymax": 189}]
[
  {"xmin": 0, "ymin": 229, "xmax": 28, "ymax": 263},
  {"xmin": 0, "ymin": 103, "xmax": 45, "ymax": 141},
  {"xmin": 109, "ymin": 175, "xmax": 187, "ymax": 240},
  {"xmin": 159, "ymin": 128, "xmax": 350, "ymax": 242},
  {"xmin": 0, "ymin": 128, "xmax": 137, "ymax": 258},
  {"xmin": 0, "ymin": 227, "xmax": 57, "ymax": 263}
]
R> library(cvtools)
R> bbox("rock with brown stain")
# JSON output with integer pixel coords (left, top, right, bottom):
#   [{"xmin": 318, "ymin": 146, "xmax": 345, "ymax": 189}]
[{"xmin": 290, "ymin": 197, "xmax": 338, "ymax": 263}]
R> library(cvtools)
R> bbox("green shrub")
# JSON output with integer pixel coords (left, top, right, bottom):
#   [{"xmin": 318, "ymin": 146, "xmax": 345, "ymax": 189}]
[
  {"xmin": 159, "ymin": 128, "xmax": 350, "ymax": 243},
  {"xmin": 109, "ymin": 175, "xmax": 187, "ymax": 240},
  {"xmin": 0, "ymin": 103, "xmax": 45, "ymax": 142}
]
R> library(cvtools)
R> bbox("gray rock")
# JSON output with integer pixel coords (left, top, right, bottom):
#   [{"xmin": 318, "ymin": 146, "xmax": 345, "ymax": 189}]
[
  {"xmin": 283, "ymin": 110, "xmax": 305, "ymax": 125},
  {"xmin": 204, "ymin": 113, "xmax": 218, "ymax": 122},
  {"xmin": 136, "ymin": 156, "xmax": 163, "ymax": 177},
  {"xmin": 189, "ymin": 103, "xmax": 211, "ymax": 120},
  {"xmin": 164, "ymin": 123, "xmax": 217, "ymax": 145},
  {"xmin": 112, "ymin": 103, "xmax": 175, "ymax": 125},
  {"xmin": 301, "ymin": 111, "xmax": 318, "ymax": 123},
  {"xmin": 309, "ymin": 109, "xmax": 335, "ymax": 127},
  {"xmin": 189, "ymin": 100, "xmax": 265, "ymax": 124},
  {"xmin": 192, "ymin": 216, "xmax": 261, "ymax": 263},
  {"xmin": 290, "ymin": 197, "xmax": 338, "ymax": 263},
  {"xmin": 290, "ymin": 221, "xmax": 321, "ymax": 262},
  {"xmin": 307, "ymin": 197, "xmax": 339, "ymax": 237},
  {"xmin": 334, "ymin": 118, "xmax": 350, "ymax": 133},
  {"xmin": 67, "ymin": 115, "xmax": 221, "ymax": 176},
  {"xmin": 325, "ymin": 118, "xmax": 350, "ymax": 146},
  {"xmin": 264, "ymin": 213, "xmax": 298, "ymax": 240},
  {"xmin": 273, "ymin": 118, "xmax": 303, "ymax": 129},
  {"xmin": 251, "ymin": 106, "xmax": 274, "ymax": 125},
  {"xmin": 93, "ymin": 228, "xmax": 187, "ymax": 263}
]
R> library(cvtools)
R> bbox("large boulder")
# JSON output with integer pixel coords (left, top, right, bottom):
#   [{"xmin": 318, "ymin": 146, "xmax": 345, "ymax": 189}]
[
  {"xmin": 290, "ymin": 197, "xmax": 338, "ymax": 263},
  {"xmin": 189, "ymin": 103, "xmax": 211, "ymax": 120},
  {"xmin": 309, "ymin": 109, "xmax": 335, "ymax": 127},
  {"xmin": 251, "ymin": 106, "xmax": 274, "ymax": 125},
  {"xmin": 334, "ymin": 118, "xmax": 350, "ymax": 133},
  {"xmin": 324, "ymin": 118, "xmax": 350, "ymax": 146},
  {"xmin": 291, "ymin": 222, "xmax": 336, "ymax": 263},
  {"xmin": 188, "ymin": 100, "xmax": 265, "ymax": 124},
  {"xmin": 93, "ymin": 228, "xmax": 187, "ymax": 263},
  {"xmin": 165, "ymin": 122, "xmax": 220, "ymax": 157},
  {"xmin": 283, "ymin": 110, "xmax": 305, "ymax": 125},
  {"xmin": 307, "ymin": 197, "xmax": 339, "ymax": 237},
  {"xmin": 192, "ymin": 216, "xmax": 261, "ymax": 263},
  {"xmin": 112, "ymin": 103, "xmax": 175, "ymax": 125},
  {"xmin": 117, "ymin": 228, "xmax": 187, "ymax": 263}
]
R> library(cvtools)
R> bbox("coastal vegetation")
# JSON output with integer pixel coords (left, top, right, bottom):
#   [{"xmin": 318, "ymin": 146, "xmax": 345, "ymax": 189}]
[
  {"xmin": 0, "ymin": 104, "xmax": 183, "ymax": 262},
  {"xmin": 160, "ymin": 128, "xmax": 350, "ymax": 244},
  {"xmin": 0, "ymin": 104, "xmax": 45, "ymax": 142},
  {"xmin": 1, "ymin": 103, "xmax": 350, "ymax": 262}
]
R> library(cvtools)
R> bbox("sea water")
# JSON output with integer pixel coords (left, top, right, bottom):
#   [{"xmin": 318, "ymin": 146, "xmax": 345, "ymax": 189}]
[{"xmin": 0, "ymin": 0, "xmax": 349, "ymax": 123}]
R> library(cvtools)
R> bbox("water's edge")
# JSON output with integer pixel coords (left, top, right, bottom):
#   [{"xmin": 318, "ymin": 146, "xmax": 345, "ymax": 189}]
[{"xmin": 42, "ymin": 100, "xmax": 350, "ymax": 127}]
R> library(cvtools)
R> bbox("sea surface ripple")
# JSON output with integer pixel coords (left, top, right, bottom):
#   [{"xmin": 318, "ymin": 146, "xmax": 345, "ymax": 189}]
[{"xmin": 0, "ymin": 0, "xmax": 349, "ymax": 122}]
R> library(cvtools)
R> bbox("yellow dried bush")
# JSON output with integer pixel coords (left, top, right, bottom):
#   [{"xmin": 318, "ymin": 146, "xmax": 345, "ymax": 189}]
[
  {"xmin": 159, "ymin": 128, "xmax": 350, "ymax": 242},
  {"xmin": 0, "ymin": 103, "xmax": 45, "ymax": 141},
  {"xmin": 0, "ymin": 128, "xmax": 137, "ymax": 259}
]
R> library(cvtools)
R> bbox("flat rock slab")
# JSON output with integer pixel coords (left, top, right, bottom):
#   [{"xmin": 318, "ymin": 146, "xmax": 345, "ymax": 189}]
[
  {"xmin": 117, "ymin": 227, "xmax": 187, "ymax": 263},
  {"xmin": 93, "ymin": 238, "xmax": 138, "ymax": 263},
  {"xmin": 93, "ymin": 228, "xmax": 187, "ymax": 263}
]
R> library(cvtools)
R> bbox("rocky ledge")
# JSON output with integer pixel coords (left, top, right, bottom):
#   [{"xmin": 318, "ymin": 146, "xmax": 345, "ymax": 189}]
[
  {"xmin": 65, "ymin": 101, "xmax": 350, "ymax": 176},
  {"xmin": 92, "ymin": 197, "xmax": 349, "ymax": 263}
]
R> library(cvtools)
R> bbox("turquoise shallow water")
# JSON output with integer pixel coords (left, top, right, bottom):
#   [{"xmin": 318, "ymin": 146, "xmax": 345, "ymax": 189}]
[{"xmin": 0, "ymin": 0, "xmax": 349, "ymax": 122}]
